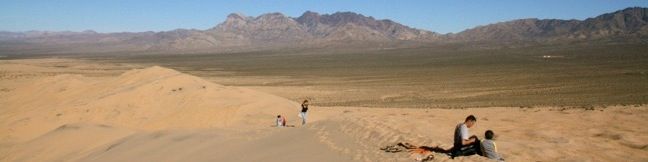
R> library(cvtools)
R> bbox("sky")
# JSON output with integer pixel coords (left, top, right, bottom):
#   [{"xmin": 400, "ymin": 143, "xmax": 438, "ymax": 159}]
[{"xmin": 1, "ymin": 0, "xmax": 647, "ymax": 34}]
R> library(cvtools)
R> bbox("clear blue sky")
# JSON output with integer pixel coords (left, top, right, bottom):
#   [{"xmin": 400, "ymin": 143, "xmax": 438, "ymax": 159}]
[{"xmin": 1, "ymin": 0, "xmax": 647, "ymax": 34}]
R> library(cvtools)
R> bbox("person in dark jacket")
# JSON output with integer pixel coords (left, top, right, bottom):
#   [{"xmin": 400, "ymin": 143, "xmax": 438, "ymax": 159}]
[{"xmin": 300, "ymin": 100, "xmax": 309, "ymax": 125}]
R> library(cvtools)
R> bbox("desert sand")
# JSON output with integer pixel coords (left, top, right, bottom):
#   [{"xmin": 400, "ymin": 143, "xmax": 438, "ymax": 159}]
[{"xmin": 1, "ymin": 59, "xmax": 647, "ymax": 162}]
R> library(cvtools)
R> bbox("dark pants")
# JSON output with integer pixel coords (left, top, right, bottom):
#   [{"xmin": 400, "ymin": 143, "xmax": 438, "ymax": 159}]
[{"xmin": 451, "ymin": 137, "xmax": 483, "ymax": 158}]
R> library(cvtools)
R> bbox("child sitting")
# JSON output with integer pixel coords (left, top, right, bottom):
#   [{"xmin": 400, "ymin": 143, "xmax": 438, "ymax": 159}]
[
  {"xmin": 481, "ymin": 130, "xmax": 504, "ymax": 161},
  {"xmin": 276, "ymin": 115, "xmax": 285, "ymax": 127}
]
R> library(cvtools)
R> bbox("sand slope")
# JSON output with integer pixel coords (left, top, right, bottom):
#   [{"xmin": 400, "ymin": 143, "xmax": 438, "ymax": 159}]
[
  {"xmin": 3, "ymin": 123, "xmax": 134, "ymax": 162},
  {"xmin": 1, "ymin": 66, "xmax": 299, "ymax": 143},
  {"xmin": 309, "ymin": 107, "xmax": 648, "ymax": 161},
  {"xmin": 76, "ymin": 127, "xmax": 351, "ymax": 162}
]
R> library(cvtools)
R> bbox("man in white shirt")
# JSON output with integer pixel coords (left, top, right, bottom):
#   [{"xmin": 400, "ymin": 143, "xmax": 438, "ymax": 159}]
[{"xmin": 451, "ymin": 115, "xmax": 483, "ymax": 158}]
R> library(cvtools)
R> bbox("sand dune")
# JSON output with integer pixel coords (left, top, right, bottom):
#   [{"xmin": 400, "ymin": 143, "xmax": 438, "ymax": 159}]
[
  {"xmin": 1, "ymin": 65, "xmax": 299, "ymax": 143},
  {"xmin": 2, "ymin": 60, "xmax": 648, "ymax": 162}
]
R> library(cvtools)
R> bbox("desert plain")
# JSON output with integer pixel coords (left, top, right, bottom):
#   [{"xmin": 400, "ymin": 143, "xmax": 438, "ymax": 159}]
[{"xmin": 1, "ymin": 44, "xmax": 648, "ymax": 162}]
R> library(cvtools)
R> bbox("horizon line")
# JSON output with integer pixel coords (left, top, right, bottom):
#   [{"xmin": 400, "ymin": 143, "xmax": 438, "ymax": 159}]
[{"xmin": 1, "ymin": 6, "xmax": 644, "ymax": 34}]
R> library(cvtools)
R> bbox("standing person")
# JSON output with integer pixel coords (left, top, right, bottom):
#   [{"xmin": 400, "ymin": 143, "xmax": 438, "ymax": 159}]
[
  {"xmin": 451, "ymin": 115, "xmax": 483, "ymax": 158},
  {"xmin": 300, "ymin": 100, "xmax": 309, "ymax": 125}
]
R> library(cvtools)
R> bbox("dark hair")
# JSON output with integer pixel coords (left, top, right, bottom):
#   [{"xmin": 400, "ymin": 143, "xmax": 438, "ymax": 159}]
[
  {"xmin": 465, "ymin": 115, "xmax": 477, "ymax": 122},
  {"xmin": 277, "ymin": 115, "xmax": 281, "ymax": 118},
  {"xmin": 485, "ymin": 130, "xmax": 494, "ymax": 139},
  {"xmin": 303, "ymin": 100, "xmax": 309, "ymax": 104}
]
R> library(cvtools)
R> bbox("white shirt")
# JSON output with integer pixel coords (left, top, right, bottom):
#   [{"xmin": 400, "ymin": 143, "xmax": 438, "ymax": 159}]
[{"xmin": 460, "ymin": 123, "xmax": 469, "ymax": 140}]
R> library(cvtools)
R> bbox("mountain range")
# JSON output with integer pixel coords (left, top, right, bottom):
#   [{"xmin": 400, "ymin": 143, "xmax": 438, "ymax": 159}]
[{"xmin": 1, "ymin": 7, "xmax": 646, "ymax": 54}]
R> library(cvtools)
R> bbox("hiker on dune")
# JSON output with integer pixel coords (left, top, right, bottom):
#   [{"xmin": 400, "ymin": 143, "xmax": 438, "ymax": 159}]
[
  {"xmin": 300, "ymin": 100, "xmax": 309, "ymax": 125},
  {"xmin": 451, "ymin": 115, "xmax": 483, "ymax": 158}
]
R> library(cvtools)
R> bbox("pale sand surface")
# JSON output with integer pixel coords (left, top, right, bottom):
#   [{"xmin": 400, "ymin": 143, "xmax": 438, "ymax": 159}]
[{"xmin": 1, "ymin": 59, "xmax": 647, "ymax": 162}]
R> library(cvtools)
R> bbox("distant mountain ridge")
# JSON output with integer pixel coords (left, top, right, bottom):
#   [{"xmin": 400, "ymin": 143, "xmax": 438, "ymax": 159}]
[
  {"xmin": 0, "ymin": 7, "xmax": 646, "ymax": 54},
  {"xmin": 151, "ymin": 11, "xmax": 441, "ymax": 50},
  {"xmin": 451, "ymin": 7, "xmax": 648, "ymax": 42}
]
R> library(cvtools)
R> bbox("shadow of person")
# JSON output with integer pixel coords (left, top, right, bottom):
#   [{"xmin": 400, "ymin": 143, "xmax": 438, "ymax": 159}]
[{"xmin": 418, "ymin": 146, "xmax": 450, "ymax": 154}]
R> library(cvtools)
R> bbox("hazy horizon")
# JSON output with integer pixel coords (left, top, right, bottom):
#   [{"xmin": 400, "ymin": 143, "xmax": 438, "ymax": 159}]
[{"xmin": 1, "ymin": 0, "xmax": 647, "ymax": 34}]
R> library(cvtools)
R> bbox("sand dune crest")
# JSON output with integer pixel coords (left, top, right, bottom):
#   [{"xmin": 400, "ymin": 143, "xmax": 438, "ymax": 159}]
[{"xmin": 1, "ymin": 66, "xmax": 299, "ymax": 143}]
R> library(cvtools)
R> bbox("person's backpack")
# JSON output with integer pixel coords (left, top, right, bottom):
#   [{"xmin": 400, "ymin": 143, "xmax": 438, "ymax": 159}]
[{"xmin": 282, "ymin": 116, "xmax": 287, "ymax": 126}]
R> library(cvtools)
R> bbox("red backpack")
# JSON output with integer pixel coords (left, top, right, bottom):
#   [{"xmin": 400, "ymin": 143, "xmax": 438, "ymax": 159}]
[{"xmin": 282, "ymin": 116, "xmax": 287, "ymax": 126}]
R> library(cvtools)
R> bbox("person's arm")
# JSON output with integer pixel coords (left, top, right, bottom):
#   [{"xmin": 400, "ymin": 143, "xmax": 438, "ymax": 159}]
[{"xmin": 461, "ymin": 137, "xmax": 476, "ymax": 145}]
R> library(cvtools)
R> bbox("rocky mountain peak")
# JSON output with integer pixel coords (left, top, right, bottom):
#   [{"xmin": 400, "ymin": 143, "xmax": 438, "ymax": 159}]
[
  {"xmin": 254, "ymin": 12, "xmax": 296, "ymax": 25},
  {"xmin": 216, "ymin": 13, "xmax": 251, "ymax": 31},
  {"xmin": 226, "ymin": 13, "xmax": 248, "ymax": 20},
  {"xmin": 300, "ymin": 11, "xmax": 320, "ymax": 18},
  {"xmin": 584, "ymin": 7, "xmax": 648, "ymax": 31},
  {"xmin": 296, "ymin": 11, "xmax": 322, "ymax": 27},
  {"xmin": 323, "ymin": 12, "xmax": 375, "ymax": 26},
  {"xmin": 256, "ymin": 12, "xmax": 288, "ymax": 19}
]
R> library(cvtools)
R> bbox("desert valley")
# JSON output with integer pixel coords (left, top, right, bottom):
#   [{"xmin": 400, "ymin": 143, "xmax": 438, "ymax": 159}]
[{"xmin": 1, "ymin": 5, "xmax": 648, "ymax": 162}]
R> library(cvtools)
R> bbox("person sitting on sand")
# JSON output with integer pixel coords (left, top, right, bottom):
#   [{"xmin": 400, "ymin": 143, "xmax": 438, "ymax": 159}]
[
  {"xmin": 300, "ymin": 100, "xmax": 309, "ymax": 125},
  {"xmin": 451, "ymin": 115, "xmax": 483, "ymax": 158},
  {"xmin": 481, "ymin": 130, "xmax": 504, "ymax": 161},
  {"xmin": 276, "ymin": 115, "xmax": 285, "ymax": 127}
]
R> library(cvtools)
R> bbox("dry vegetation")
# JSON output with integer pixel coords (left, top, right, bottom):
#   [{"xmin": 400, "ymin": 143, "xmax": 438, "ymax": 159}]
[{"xmin": 4, "ymin": 43, "xmax": 647, "ymax": 108}]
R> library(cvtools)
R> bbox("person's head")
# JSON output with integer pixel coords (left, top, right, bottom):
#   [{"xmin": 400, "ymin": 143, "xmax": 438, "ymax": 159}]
[
  {"xmin": 464, "ymin": 115, "xmax": 477, "ymax": 128},
  {"xmin": 303, "ymin": 100, "xmax": 309, "ymax": 105},
  {"xmin": 485, "ymin": 130, "xmax": 494, "ymax": 140},
  {"xmin": 277, "ymin": 115, "xmax": 281, "ymax": 118}
]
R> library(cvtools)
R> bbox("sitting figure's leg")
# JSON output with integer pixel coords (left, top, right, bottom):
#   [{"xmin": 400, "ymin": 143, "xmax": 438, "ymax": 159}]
[
  {"xmin": 451, "ymin": 145, "xmax": 476, "ymax": 158},
  {"xmin": 453, "ymin": 136, "xmax": 484, "ymax": 158},
  {"xmin": 460, "ymin": 145, "xmax": 478, "ymax": 156}
]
